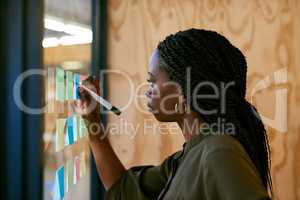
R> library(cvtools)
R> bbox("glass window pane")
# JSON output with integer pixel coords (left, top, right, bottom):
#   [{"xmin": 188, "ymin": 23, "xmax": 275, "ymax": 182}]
[{"xmin": 43, "ymin": 1, "xmax": 92, "ymax": 199}]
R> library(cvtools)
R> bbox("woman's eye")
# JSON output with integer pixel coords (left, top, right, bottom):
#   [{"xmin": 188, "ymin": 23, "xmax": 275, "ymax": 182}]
[
  {"xmin": 147, "ymin": 79, "xmax": 154, "ymax": 87},
  {"xmin": 147, "ymin": 79, "xmax": 154, "ymax": 84}
]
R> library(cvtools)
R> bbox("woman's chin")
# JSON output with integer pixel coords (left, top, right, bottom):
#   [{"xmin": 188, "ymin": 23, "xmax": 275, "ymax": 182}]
[{"xmin": 152, "ymin": 113, "xmax": 175, "ymax": 122}]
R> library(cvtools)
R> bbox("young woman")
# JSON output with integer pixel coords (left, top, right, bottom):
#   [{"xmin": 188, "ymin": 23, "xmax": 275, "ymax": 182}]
[{"xmin": 76, "ymin": 28, "xmax": 272, "ymax": 199}]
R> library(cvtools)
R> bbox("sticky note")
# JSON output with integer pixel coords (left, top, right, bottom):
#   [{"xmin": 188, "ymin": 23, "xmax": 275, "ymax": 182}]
[
  {"xmin": 53, "ymin": 166, "xmax": 64, "ymax": 200},
  {"xmin": 67, "ymin": 117, "xmax": 74, "ymax": 144},
  {"xmin": 53, "ymin": 181, "xmax": 60, "ymax": 200},
  {"xmin": 79, "ymin": 75, "xmax": 87, "ymax": 82},
  {"xmin": 80, "ymin": 75, "xmax": 87, "ymax": 80},
  {"xmin": 66, "ymin": 159, "xmax": 74, "ymax": 192},
  {"xmin": 55, "ymin": 118, "xmax": 66, "ymax": 152},
  {"xmin": 47, "ymin": 68, "xmax": 55, "ymax": 111},
  {"xmin": 77, "ymin": 117, "xmax": 82, "ymax": 139},
  {"xmin": 79, "ymin": 117, "xmax": 88, "ymax": 138},
  {"xmin": 73, "ymin": 115, "xmax": 78, "ymax": 142},
  {"xmin": 65, "ymin": 71, "xmax": 73, "ymax": 100},
  {"xmin": 73, "ymin": 74, "xmax": 80, "ymax": 100},
  {"xmin": 80, "ymin": 152, "xmax": 87, "ymax": 178},
  {"xmin": 55, "ymin": 68, "xmax": 65, "ymax": 101},
  {"xmin": 65, "ymin": 117, "xmax": 74, "ymax": 146}
]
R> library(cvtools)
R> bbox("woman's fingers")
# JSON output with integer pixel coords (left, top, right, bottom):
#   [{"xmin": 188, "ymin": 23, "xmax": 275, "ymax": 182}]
[
  {"xmin": 70, "ymin": 100, "xmax": 86, "ymax": 115},
  {"xmin": 71, "ymin": 99, "xmax": 97, "ymax": 120},
  {"xmin": 78, "ymin": 76, "xmax": 100, "ymax": 103},
  {"xmin": 70, "ymin": 76, "xmax": 101, "ymax": 123},
  {"xmin": 81, "ymin": 76, "xmax": 99, "ymax": 94},
  {"xmin": 78, "ymin": 87, "xmax": 91, "ymax": 103}
]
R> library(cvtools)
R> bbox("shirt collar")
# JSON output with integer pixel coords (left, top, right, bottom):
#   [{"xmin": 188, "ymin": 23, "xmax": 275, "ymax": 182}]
[
  {"xmin": 173, "ymin": 131, "xmax": 210, "ymax": 161},
  {"xmin": 183, "ymin": 132, "xmax": 208, "ymax": 153}
]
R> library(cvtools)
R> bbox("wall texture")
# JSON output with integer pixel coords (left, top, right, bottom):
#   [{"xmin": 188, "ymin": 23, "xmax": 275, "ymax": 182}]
[{"xmin": 106, "ymin": 0, "xmax": 300, "ymax": 199}]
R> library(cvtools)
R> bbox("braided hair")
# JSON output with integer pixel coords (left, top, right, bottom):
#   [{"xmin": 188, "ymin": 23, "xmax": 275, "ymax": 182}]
[{"xmin": 157, "ymin": 28, "xmax": 272, "ymax": 194}]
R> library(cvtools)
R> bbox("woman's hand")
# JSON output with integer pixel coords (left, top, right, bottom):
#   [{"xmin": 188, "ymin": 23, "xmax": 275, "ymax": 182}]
[
  {"xmin": 72, "ymin": 77, "xmax": 126, "ymax": 190},
  {"xmin": 72, "ymin": 76, "xmax": 102, "ymax": 139}
]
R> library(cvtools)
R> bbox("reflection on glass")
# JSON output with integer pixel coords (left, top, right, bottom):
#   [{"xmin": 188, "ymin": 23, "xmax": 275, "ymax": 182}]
[{"xmin": 43, "ymin": 1, "xmax": 92, "ymax": 199}]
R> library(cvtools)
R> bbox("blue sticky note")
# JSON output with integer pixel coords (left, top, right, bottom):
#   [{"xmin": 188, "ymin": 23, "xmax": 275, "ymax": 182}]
[
  {"xmin": 64, "ymin": 131, "xmax": 69, "ymax": 146},
  {"xmin": 65, "ymin": 117, "xmax": 74, "ymax": 145},
  {"xmin": 53, "ymin": 166, "xmax": 64, "ymax": 200},
  {"xmin": 73, "ymin": 74, "xmax": 80, "ymax": 100},
  {"xmin": 58, "ymin": 167, "xmax": 64, "ymax": 197}
]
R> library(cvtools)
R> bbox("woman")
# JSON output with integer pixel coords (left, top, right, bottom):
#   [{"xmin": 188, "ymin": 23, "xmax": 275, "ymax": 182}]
[{"xmin": 76, "ymin": 28, "xmax": 272, "ymax": 199}]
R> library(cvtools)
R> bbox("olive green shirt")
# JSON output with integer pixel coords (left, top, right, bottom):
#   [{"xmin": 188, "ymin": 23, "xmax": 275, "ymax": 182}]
[{"xmin": 106, "ymin": 134, "xmax": 270, "ymax": 200}]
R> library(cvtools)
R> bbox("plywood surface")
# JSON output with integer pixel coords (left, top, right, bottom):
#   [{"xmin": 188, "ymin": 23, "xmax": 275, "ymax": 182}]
[{"xmin": 107, "ymin": 1, "xmax": 300, "ymax": 199}]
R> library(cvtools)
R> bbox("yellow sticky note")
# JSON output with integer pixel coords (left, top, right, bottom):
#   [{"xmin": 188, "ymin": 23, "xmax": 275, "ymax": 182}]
[
  {"xmin": 65, "ymin": 159, "xmax": 74, "ymax": 192},
  {"xmin": 55, "ymin": 118, "xmax": 66, "ymax": 152},
  {"xmin": 80, "ymin": 152, "xmax": 87, "ymax": 178}
]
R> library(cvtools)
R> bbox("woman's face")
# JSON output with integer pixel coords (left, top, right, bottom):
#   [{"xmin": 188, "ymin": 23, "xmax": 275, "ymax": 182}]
[{"xmin": 145, "ymin": 49, "xmax": 182, "ymax": 122}]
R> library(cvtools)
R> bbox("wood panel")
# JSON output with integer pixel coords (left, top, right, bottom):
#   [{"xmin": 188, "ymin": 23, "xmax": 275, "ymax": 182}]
[
  {"xmin": 107, "ymin": 0, "xmax": 300, "ymax": 199},
  {"xmin": 44, "ymin": 44, "xmax": 91, "ymax": 66}
]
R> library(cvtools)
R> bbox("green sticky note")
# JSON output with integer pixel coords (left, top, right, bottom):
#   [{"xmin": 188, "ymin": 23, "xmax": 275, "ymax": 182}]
[
  {"xmin": 79, "ymin": 117, "xmax": 88, "ymax": 138},
  {"xmin": 55, "ymin": 118, "xmax": 66, "ymax": 152},
  {"xmin": 73, "ymin": 115, "xmax": 78, "ymax": 141},
  {"xmin": 80, "ymin": 152, "xmax": 87, "ymax": 178},
  {"xmin": 66, "ymin": 159, "xmax": 74, "ymax": 192},
  {"xmin": 55, "ymin": 68, "xmax": 65, "ymax": 101},
  {"xmin": 78, "ymin": 117, "xmax": 83, "ymax": 138},
  {"xmin": 65, "ymin": 71, "xmax": 73, "ymax": 100}
]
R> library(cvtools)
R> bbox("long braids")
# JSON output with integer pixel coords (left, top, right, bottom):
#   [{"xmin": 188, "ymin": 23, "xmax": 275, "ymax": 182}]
[{"xmin": 157, "ymin": 28, "xmax": 273, "ymax": 195}]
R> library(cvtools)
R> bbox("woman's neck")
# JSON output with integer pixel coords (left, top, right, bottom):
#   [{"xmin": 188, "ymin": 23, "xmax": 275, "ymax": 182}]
[{"xmin": 177, "ymin": 111, "xmax": 203, "ymax": 142}]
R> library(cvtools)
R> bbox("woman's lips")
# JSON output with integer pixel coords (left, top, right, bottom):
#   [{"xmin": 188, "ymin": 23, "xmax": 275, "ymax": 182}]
[{"xmin": 147, "ymin": 103, "xmax": 154, "ymax": 112}]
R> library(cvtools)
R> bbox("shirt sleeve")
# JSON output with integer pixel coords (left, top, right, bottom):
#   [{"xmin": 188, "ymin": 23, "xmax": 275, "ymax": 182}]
[
  {"xmin": 105, "ymin": 151, "xmax": 182, "ymax": 200},
  {"xmin": 202, "ymin": 148, "xmax": 271, "ymax": 200}
]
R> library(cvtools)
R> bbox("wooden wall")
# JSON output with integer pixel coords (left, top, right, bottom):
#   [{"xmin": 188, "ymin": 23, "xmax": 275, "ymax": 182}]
[
  {"xmin": 106, "ymin": 0, "xmax": 300, "ymax": 199},
  {"xmin": 44, "ymin": 44, "xmax": 91, "ymax": 66}
]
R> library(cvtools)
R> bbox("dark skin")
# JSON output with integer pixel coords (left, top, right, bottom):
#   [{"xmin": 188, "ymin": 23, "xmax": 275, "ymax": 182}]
[{"xmin": 74, "ymin": 49, "xmax": 203, "ymax": 189}]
